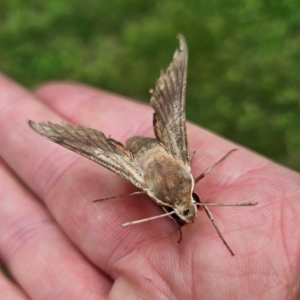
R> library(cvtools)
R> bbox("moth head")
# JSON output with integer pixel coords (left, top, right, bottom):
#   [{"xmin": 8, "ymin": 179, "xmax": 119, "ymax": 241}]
[{"xmin": 170, "ymin": 192, "xmax": 199, "ymax": 223}]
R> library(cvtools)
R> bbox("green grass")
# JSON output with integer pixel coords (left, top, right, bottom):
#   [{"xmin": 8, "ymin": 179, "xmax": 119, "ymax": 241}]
[{"xmin": 1, "ymin": 0, "xmax": 299, "ymax": 171}]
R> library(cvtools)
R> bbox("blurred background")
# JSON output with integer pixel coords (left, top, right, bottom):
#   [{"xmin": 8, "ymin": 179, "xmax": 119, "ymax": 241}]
[{"xmin": 0, "ymin": 0, "xmax": 299, "ymax": 171}]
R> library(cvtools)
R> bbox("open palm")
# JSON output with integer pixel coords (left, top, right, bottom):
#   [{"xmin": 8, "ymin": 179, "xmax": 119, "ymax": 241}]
[{"xmin": 0, "ymin": 75, "xmax": 299, "ymax": 299}]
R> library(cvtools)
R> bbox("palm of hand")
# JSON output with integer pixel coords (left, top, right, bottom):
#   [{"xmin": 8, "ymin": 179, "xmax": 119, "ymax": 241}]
[{"xmin": 0, "ymin": 77, "xmax": 299, "ymax": 299}]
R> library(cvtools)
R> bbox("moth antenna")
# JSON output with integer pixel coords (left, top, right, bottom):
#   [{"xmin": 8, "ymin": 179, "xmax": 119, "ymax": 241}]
[
  {"xmin": 93, "ymin": 191, "xmax": 145, "ymax": 202},
  {"xmin": 122, "ymin": 211, "xmax": 175, "ymax": 227},
  {"xmin": 203, "ymin": 205, "xmax": 235, "ymax": 256},
  {"xmin": 195, "ymin": 149, "xmax": 237, "ymax": 183},
  {"xmin": 196, "ymin": 202, "xmax": 258, "ymax": 207}
]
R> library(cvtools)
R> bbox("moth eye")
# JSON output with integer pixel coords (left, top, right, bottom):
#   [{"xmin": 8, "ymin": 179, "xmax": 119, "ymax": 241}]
[
  {"xmin": 183, "ymin": 209, "xmax": 190, "ymax": 217},
  {"xmin": 192, "ymin": 193, "xmax": 200, "ymax": 204}
]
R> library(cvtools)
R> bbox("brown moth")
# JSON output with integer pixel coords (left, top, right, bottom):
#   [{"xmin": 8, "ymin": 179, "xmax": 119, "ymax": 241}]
[{"xmin": 29, "ymin": 35, "xmax": 257, "ymax": 255}]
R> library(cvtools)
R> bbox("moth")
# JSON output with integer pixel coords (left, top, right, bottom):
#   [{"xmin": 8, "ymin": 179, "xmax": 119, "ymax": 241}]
[{"xmin": 29, "ymin": 35, "xmax": 257, "ymax": 255}]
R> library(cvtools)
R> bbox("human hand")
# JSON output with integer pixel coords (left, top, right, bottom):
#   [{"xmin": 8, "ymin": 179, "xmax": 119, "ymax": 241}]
[{"xmin": 0, "ymin": 74, "xmax": 299, "ymax": 299}]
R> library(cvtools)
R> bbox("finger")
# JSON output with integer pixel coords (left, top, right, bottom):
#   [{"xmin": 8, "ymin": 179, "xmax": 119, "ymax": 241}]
[
  {"xmin": 34, "ymin": 82, "xmax": 152, "ymax": 140},
  {"xmin": 0, "ymin": 271, "xmax": 29, "ymax": 300},
  {"xmin": 34, "ymin": 82, "xmax": 226, "ymax": 152},
  {"xmin": 34, "ymin": 83, "xmax": 273, "ymax": 209},
  {"xmin": 0, "ymin": 158, "xmax": 111, "ymax": 299},
  {"xmin": 0, "ymin": 75, "xmax": 178, "ymax": 276},
  {"xmin": 34, "ymin": 82, "xmax": 271, "ymax": 180}
]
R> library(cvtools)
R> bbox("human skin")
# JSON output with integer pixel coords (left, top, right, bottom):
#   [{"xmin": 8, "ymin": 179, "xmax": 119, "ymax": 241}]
[{"xmin": 0, "ymin": 73, "xmax": 299, "ymax": 299}]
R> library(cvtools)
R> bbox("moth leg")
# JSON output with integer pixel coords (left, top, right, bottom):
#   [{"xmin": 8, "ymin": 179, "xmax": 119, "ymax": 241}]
[
  {"xmin": 203, "ymin": 205, "xmax": 234, "ymax": 256},
  {"xmin": 195, "ymin": 149, "xmax": 237, "ymax": 183},
  {"xmin": 162, "ymin": 206, "xmax": 183, "ymax": 243},
  {"xmin": 171, "ymin": 218, "xmax": 183, "ymax": 243}
]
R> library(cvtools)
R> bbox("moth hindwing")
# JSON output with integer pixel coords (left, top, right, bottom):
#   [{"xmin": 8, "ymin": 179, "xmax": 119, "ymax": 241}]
[{"xmin": 29, "ymin": 35, "xmax": 257, "ymax": 254}]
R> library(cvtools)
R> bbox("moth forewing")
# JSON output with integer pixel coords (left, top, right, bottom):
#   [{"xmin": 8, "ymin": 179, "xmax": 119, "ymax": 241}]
[
  {"xmin": 28, "ymin": 120, "xmax": 148, "ymax": 192},
  {"xmin": 150, "ymin": 35, "xmax": 190, "ymax": 168}
]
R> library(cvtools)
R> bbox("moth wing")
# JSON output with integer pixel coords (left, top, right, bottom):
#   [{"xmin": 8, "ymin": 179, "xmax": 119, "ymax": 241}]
[
  {"xmin": 150, "ymin": 35, "xmax": 190, "ymax": 168},
  {"xmin": 29, "ymin": 121, "xmax": 146, "ymax": 190}
]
